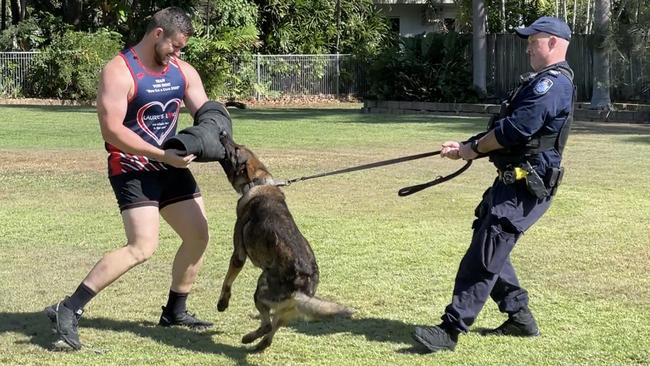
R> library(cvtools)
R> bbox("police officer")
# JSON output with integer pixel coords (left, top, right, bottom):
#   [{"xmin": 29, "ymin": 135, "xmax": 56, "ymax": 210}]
[{"xmin": 413, "ymin": 16, "xmax": 576, "ymax": 353}]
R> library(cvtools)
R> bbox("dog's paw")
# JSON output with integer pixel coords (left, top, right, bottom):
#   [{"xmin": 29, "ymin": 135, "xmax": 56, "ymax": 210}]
[
  {"xmin": 242, "ymin": 332, "xmax": 258, "ymax": 344},
  {"xmin": 217, "ymin": 298, "xmax": 229, "ymax": 312},
  {"xmin": 253, "ymin": 337, "xmax": 272, "ymax": 352}
]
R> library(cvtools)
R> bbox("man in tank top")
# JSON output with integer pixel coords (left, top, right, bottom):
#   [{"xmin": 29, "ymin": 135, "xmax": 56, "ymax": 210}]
[{"xmin": 45, "ymin": 7, "xmax": 216, "ymax": 350}]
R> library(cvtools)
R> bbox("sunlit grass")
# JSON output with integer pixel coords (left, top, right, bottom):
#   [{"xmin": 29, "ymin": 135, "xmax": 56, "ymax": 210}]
[{"xmin": 0, "ymin": 105, "xmax": 648, "ymax": 365}]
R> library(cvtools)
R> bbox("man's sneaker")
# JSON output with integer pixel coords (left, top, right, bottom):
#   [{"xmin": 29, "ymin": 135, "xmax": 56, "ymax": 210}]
[
  {"xmin": 412, "ymin": 325, "xmax": 458, "ymax": 353},
  {"xmin": 44, "ymin": 299, "xmax": 83, "ymax": 350},
  {"xmin": 481, "ymin": 308, "xmax": 540, "ymax": 337},
  {"xmin": 158, "ymin": 306, "xmax": 213, "ymax": 330}
]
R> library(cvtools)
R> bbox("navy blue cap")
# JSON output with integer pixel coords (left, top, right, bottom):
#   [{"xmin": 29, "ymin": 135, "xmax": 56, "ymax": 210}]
[{"xmin": 515, "ymin": 16, "xmax": 572, "ymax": 41}]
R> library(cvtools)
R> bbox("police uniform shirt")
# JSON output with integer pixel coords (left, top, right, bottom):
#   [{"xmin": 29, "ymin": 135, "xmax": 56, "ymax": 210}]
[{"xmin": 491, "ymin": 61, "xmax": 574, "ymax": 173}]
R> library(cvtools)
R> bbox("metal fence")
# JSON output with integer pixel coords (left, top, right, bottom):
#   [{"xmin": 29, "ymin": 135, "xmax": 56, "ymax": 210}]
[
  {"xmin": 2, "ymin": 44, "xmax": 648, "ymax": 101},
  {"xmin": 247, "ymin": 54, "xmax": 366, "ymax": 98},
  {"xmin": 0, "ymin": 52, "xmax": 365, "ymax": 99},
  {"xmin": 0, "ymin": 52, "xmax": 36, "ymax": 97}
]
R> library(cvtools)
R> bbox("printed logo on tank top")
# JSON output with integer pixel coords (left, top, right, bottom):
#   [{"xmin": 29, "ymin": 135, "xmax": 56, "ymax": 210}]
[{"xmin": 136, "ymin": 97, "xmax": 181, "ymax": 145}]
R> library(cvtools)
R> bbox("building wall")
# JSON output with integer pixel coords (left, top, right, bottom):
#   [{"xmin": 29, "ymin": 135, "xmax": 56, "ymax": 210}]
[{"xmin": 375, "ymin": 3, "xmax": 457, "ymax": 37}]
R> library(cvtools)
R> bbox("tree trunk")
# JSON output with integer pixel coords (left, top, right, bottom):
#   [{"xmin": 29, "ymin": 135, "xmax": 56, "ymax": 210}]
[
  {"xmin": 1, "ymin": 0, "xmax": 6, "ymax": 30},
  {"xmin": 62, "ymin": 0, "xmax": 83, "ymax": 26},
  {"xmin": 590, "ymin": 0, "xmax": 612, "ymax": 109},
  {"xmin": 572, "ymin": 0, "xmax": 577, "ymax": 30},
  {"xmin": 472, "ymin": 0, "xmax": 487, "ymax": 97},
  {"xmin": 500, "ymin": 0, "xmax": 506, "ymax": 32},
  {"xmin": 585, "ymin": 0, "xmax": 591, "ymax": 33},
  {"xmin": 10, "ymin": 0, "xmax": 26, "ymax": 25}
]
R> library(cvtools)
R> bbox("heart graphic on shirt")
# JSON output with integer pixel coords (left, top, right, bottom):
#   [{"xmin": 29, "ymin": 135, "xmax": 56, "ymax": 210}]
[{"xmin": 136, "ymin": 98, "xmax": 181, "ymax": 146}]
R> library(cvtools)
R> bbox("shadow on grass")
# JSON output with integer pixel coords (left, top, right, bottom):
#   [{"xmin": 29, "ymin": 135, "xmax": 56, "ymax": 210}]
[
  {"xmin": 233, "ymin": 108, "xmax": 485, "ymax": 126},
  {"xmin": 0, "ymin": 311, "xmax": 429, "ymax": 358},
  {"xmin": 2, "ymin": 105, "xmax": 96, "ymax": 114},
  {"xmin": 0, "ymin": 311, "xmax": 252, "ymax": 365},
  {"xmin": 289, "ymin": 316, "xmax": 427, "ymax": 354},
  {"xmin": 572, "ymin": 120, "xmax": 650, "ymax": 136}
]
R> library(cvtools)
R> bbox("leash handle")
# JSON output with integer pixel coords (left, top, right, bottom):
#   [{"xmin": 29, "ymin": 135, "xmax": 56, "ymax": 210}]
[{"xmin": 398, "ymin": 160, "xmax": 473, "ymax": 197}]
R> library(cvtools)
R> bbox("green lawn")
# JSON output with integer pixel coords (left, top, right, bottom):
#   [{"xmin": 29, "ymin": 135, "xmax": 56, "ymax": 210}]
[{"xmin": 0, "ymin": 105, "xmax": 649, "ymax": 365}]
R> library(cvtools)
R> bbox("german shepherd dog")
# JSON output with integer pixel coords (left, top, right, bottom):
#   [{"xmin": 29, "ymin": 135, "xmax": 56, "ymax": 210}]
[{"xmin": 217, "ymin": 135, "xmax": 353, "ymax": 351}]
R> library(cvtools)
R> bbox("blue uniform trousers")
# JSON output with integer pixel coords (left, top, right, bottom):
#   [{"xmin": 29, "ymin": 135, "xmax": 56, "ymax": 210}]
[{"xmin": 441, "ymin": 178, "xmax": 552, "ymax": 332}]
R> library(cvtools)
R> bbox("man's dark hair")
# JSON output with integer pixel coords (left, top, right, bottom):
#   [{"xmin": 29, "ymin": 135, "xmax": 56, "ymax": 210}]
[{"xmin": 146, "ymin": 7, "xmax": 194, "ymax": 37}]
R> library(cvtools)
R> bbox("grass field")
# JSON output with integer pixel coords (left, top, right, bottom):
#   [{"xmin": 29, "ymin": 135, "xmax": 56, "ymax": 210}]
[{"xmin": 1, "ymin": 104, "xmax": 649, "ymax": 365}]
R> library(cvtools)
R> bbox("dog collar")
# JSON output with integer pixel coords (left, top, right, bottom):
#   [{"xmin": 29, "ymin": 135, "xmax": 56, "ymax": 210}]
[{"xmin": 241, "ymin": 178, "xmax": 279, "ymax": 195}]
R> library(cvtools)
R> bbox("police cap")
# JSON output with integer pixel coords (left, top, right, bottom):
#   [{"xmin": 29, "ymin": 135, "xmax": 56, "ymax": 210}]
[{"xmin": 515, "ymin": 16, "xmax": 572, "ymax": 41}]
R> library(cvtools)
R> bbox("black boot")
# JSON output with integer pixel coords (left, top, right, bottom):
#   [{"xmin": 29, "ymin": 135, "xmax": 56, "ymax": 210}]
[
  {"xmin": 481, "ymin": 308, "xmax": 540, "ymax": 337},
  {"xmin": 44, "ymin": 298, "xmax": 84, "ymax": 350},
  {"xmin": 412, "ymin": 324, "xmax": 459, "ymax": 353},
  {"xmin": 158, "ymin": 306, "xmax": 214, "ymax": 330}
]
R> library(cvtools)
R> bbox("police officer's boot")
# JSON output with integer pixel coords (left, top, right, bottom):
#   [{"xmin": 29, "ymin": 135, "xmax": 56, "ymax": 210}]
[
  {"xmin": 412, "ymin": 324, "xmax": 459, "ymax": 353},
  {"xmin": 481, "ymin": 307, "xmax": 540, "ymax": 337}
]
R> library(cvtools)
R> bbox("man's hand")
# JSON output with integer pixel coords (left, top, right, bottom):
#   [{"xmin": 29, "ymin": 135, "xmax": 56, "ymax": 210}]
[
  {"xmin": 441, "ymin": 141, "xmax": 461, "ymax": 160},
  {"xmin": 161, "ymin": 149, "xmax": 196, "ymax": 168}
]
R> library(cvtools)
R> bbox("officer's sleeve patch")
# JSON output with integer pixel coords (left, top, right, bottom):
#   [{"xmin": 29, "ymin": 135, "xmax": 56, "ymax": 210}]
[{"xmin": 533, "ymin": 78, "xmax": 554, "ymax": 95}]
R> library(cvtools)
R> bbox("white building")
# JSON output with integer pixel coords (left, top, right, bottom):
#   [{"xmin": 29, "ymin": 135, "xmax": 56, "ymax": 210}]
[{"xmin": 374, "ymin": 0, "xmax": 458, "ymax": 37}]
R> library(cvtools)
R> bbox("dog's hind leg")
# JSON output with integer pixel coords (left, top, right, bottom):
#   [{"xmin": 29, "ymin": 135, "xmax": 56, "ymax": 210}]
[
  {"xmin": 254, "ymin": 304, "xmax": 294, "ymax": 352},
  {"xmin": 242, "ymin": 273, "xmax": 273, "ymax": 345},
  {"xmin": 217, "ymin": 221, "xmax": 247, "ymax": 312}
]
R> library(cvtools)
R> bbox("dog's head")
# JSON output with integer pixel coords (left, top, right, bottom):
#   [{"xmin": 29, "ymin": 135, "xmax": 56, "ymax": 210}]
[{"xmin": 219, "ymin": 133, "xmax": 272, "ymax": 194}]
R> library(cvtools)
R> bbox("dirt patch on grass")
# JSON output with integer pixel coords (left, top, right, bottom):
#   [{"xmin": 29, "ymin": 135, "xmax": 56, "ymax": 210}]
[{"xmin": 0, "ymin": 149, "xmax": 105, "ymax": 173}]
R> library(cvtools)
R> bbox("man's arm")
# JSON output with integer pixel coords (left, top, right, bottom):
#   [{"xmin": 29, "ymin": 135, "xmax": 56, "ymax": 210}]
[
  {"xmin": 441, "ymin": 130, "xmax": 503, "ymax": 161},
  {"xmin": 457, "ymin": 130, "xmax": 504, "ymax": 160},
  {"xmin": 177, "ymin": 59, "xmax": 209, "ymax": 117},
  {"xmin": 97, "ymin": 57, "xmax": 194, "ymax": 168}
]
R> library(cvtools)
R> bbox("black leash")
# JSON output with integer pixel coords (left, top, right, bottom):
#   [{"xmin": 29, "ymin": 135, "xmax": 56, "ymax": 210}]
[
  {"xmin": 276, "ymin": 150, "xmax": 472, "ymax": 196},
  {"xmin": 397, "ymin": 160, "xmax": 472, "ymax": 196}
]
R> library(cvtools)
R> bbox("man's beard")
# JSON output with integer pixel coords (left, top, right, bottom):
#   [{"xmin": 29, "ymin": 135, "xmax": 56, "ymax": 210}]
[{"xmin": 154, "ymin": 44, "xmax": 170, "ymax": 66}]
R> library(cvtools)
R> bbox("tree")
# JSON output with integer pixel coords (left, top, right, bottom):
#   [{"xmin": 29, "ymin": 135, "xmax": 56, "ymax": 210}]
[
  {"xmin": 590, "ymin": 0, "xmax": 612, "ymax": 109},
  {"xmin": 252, "ymin": 0, "xmax": 388, "ymax": 55},
  {"xmin": 2, "ymin": 0, "xmax": 6, "ymax": 31},
  {"xmin": 10, "ymin": 0, "xmax": 26, "ymax": 25},
  {"xmin": 61, "ymin": 0, "xmax": 82, "ymax": 26},
  {"xmin": 472, "ymin": 0, "xmax": 487, "ymax": 97}
]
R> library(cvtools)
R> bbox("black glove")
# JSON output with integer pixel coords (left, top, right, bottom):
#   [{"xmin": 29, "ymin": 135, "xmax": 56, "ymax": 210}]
[{"xmin": 162, "ymin": 101, "xmax": 233, "ymax": 162}]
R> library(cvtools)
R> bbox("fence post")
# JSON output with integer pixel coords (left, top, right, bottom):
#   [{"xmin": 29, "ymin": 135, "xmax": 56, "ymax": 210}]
[
  {"xmin": 256, "ymin": 54, "xmax": 261, "ymax": 101},
  {"xmin": 336, "ymin": 52, "xmax": 340, "ymax": 99}
]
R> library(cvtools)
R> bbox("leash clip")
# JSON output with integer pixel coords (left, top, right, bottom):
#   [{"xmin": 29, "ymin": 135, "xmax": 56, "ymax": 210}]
[{"xmin": 273, "ymin": 179, "xmax": 289, "ymax": 187}]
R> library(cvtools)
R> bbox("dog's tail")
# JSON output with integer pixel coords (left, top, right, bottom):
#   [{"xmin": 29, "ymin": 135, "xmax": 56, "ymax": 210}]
[{"xmin": 292, "ymin": 292, "xmax": 354, "ymax": 320}]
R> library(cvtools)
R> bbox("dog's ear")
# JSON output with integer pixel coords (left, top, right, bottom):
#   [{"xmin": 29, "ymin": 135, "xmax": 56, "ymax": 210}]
[
  {"xmin": 245, "ymin": 157, "xmax": 257, "ymax": 181},
  {"xmin": 234, "ymin": 147, "xmax": 252, "ymax": 179}
]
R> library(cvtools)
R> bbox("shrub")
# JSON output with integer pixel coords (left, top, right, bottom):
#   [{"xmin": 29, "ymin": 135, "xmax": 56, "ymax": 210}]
[
  {"xmin": 365, "ymin": 32, "xmax": 478, "ymax": 103},
  {"xmin": 183, "ymin": 0, "xmax": 259, "ymax": 100},
  {"xmin": 26, "ymin": 29, "xmax": 122, "ymax": 101}
]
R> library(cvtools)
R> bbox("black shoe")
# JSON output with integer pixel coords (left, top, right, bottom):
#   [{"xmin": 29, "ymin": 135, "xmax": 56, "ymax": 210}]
[
  {"xmin": 44, "ymin": 299, "xmax": 83, "ymax": 350},
  {"xmin": 412, "ymin": 325, "xmax": 458, "ymax": 353},
  {"xmin": 158, "ymin": 306, "xmax": 214, "ymax": 330},
  {"xmin": 481, "ymin": 308, "xmax": 540, "ymax": 337}
]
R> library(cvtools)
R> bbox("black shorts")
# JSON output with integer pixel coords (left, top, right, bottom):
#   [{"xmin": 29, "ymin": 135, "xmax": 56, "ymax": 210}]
[{"xmin": 109, "ymin": 168, "xmax": 201, "ymax": 212}]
